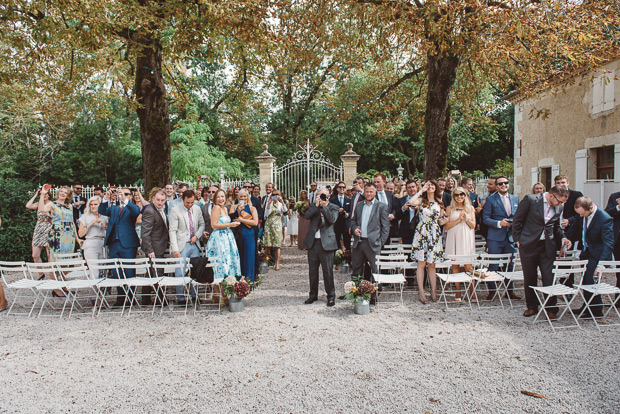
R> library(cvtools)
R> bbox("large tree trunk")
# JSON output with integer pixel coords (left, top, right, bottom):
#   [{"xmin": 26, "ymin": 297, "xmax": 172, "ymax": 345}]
[
  {"xmin": 135, "ymin": 34, "xmax": 171, "ymax": 192},
  {"xmin": 423, "ymin": 53, "xmax": 460, "ymax": 179}
]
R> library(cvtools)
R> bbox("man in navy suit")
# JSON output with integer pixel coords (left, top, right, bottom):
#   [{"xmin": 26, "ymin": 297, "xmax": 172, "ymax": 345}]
[
  {"xmin": 566, "ymin": 197, "xmax": 614, "ymax": 317},
  {"xmin": 329, "ymin": 181, "xmax": 351, "ymax": 251},
  {"xmin": 554, "ymin": 174, "xmax": 583, "ymax": 224},
  {"xmin": 482, "ymin": 175, "xmax": 520, "ymax": 299},
  {"xmin": 99, "ymin": 188, "xmax": 141, "ymax": 306},
  {"xmin": 396, "ymin": 179, "xmax": 419, "ymax": 244},
  {"xmin": 605, "ymin": 190, "xmax": 620, "ymax": 261}
]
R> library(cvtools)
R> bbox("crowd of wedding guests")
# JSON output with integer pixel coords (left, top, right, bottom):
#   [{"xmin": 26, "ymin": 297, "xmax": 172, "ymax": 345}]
[{"xmin": 1, "ymin": 172, "xmax": 618, "ymax": 316}]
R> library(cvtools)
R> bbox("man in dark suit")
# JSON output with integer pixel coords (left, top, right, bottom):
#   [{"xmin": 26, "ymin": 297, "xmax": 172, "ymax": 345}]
[
  {"xmin": 555, "ymin": 174, "xmax": 583, "ymax": 225},
  {"xmin": 303, "ymin": 187, "xmax": 339, "ymax": 306},
  {"xmin": 329, "ymin": 181, "xmax": 351, "ymax": 251},
  {"xmin": 71, "ymin": 182, "xmax": 87, "ymax": 227},
  {"xmin": 396, "ymin": 179, "xmax": 419, "ymax": 244},
  {"xmin": 261, "ymin": 182, "xmax": 274, "ymax": 211},
  {"xmin": 140, "ymin": 188, "xmax": 169, "ymax": 305},
  {"xmin": 482, "ymin": 175, "xmax": 521, "ymax": 299},
  {"xmin": 245, "ymin": 182, "xmax": 263, "ymax": 220},
  {"xmin": 350, "ymin": 183, "xmax": 390, "ymax": 304},
  {"xmin": 565, "ymin": 197, "xmax": 614, "ymax": 317},
  {"xmin": 604, "ymin": 190, "xmax": 620, "ymax": 261},
  {"xmin": 437, "ymin": 178, "xmax": 452, "ymax": 208},
  {"xmin": 200, "ymin": 185, "xmax": 216, "ymax": 242},
  {"xmin": 513, "ymin": 186, "xmax": 571, "ymax": 318},
  {"xmin": 99, "ymin": 188, "xmax": 141, "ymax": 306},
  {"xmin": 373, "ymin": 174, "xmax": 396, "ymax": 243},
  {"xmin": 348, "ymin": 177, "xmax": 365, "ymax": 228}
]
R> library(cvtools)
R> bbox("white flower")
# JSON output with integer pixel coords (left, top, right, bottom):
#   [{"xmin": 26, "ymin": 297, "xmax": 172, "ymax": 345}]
[
  {"xmin": 224, "ymin": 275, "xmax": 237, "ymax": 285},
  {"xmin": 344, "ymin": 281, "xmax": 355, "ymax": 294}
]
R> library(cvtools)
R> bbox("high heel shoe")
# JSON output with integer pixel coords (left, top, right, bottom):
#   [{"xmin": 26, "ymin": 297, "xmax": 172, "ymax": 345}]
[
  {"xmin": 419, "ymin": 296, "xmax": 429, "ymax": 305},
  {"xmin": 52, "ymin": 290, "xmax": 66, "ymax": 298}
]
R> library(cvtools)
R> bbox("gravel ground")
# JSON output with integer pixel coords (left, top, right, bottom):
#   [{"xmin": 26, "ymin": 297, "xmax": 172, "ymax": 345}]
[{"xmin": 1, "ymin": 246, "xmax": 619, "ymax": 413}]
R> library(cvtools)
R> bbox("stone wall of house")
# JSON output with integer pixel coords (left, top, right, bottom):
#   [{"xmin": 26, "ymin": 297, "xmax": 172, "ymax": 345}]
[{"xmin": 512, "ymin": 58, "xmax": 620, "ymax": 200}]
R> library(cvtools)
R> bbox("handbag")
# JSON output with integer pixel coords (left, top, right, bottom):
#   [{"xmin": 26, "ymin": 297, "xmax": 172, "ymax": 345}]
[
  {"xmin": 239, "ymin": 210, "xmax": 253, "ymax": 228},
  {"xmin": 408, "ymin": 208, "xmax": 420, "ymax": 232}
]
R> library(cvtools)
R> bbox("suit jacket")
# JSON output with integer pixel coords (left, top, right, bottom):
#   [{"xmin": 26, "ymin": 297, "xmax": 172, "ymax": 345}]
[
  {"xmin": 329, "ymin": 195, "xmax": 351, "ymax": 231},
  {"xmin": 350, "ymin": 199, "xmax": 390, "ymax": 252},
  {"xmin": 303, "ymin": 203, "xmax": 339, "ymax": 251},
  {"xmin": 72, "ymin": 195, "xmax": 87, "ymax": 223},
  {"xmin": 441, "ymin": 192, "xmax": 452, "ymax": 209},
  {"xmin": 169, "ymin": 203, "xmax": 206, "ymax": 253},
  {"xmin": 98, "ymin": 201, "xmax": 141, "ymax": 248},
  {"xmin": 140, "ymin": 204, "xmax": 169, "ymax": 256},
  {"xmin": 200, "ymin": 202, "xmax": 214, "ymax": 238},
  {"xmin": 375, "ymin": 190, "xmax": 395, "ymax": 214},
  {"xmin": 512, "ymin": 193, "xmax": 564, "ymax": 256},
  {"xmin": 396, "ymin": 195, "xmax": 416, "ymax": 244},
  {"xmin": 483, "ymin": 192, "xmax": 520, "ymax": 242},
  {"xmin": 562, "ymin": 189, "xmax": 583, "ymax": 220},
  {"xmin": 250, "ymin": 195, "xmax": 263, "ymax": 220},
  {"xmin": 565, "ymin": 207, "xmax": 614, "ymax": 262},
  {"xmin": 604, "ymin": 191, "xmax": 620, "ymax": 244}
]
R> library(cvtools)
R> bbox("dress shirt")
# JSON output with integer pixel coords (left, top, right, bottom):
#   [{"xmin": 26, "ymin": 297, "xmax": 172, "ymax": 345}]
[
  {"xmin": 360, "ymin": 199, "xmax": 375, "ymax": 238},
  {"xmin": 540, "ymin": 193, "xmax": 559, "ymax": 239},
  {"xmin": 377, "ymin": 190, "xmax": 387, "ymax": 205},
  {"xmin": 156, "ymin": 206, "xmax": 167, "ymax": 226},
  {"xmin": 496, "ymin": 193, "xmax": 512, "ymax": 228}
]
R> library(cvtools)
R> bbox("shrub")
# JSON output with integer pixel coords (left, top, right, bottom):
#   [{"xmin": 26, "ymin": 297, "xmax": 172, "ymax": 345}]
[{"xmin": 0, "ymin": 178, "xmax": 39, "ymax": 262}]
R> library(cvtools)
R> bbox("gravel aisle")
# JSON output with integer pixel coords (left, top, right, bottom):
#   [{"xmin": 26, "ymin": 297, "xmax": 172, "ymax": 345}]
[{"xmin": 1, "ymin": 247, "xmax": 619, "ymax": 413}]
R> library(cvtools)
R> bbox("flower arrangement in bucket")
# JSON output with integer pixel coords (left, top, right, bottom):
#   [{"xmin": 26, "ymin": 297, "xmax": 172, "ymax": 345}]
[
  {"xmin": 344, "ymin": 275, "xmax": 377, "ymax": 314},
  {"xmin": 333, "ymin": 249, "xmax": 344, "ymax": 266},
  {"xmin": 220, "ymin": 275, "xmax": 264, "ymax": 312}
]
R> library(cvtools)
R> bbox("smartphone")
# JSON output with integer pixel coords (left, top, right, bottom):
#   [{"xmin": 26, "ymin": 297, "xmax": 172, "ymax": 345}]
[
  {"xmin": 200, "ymin": 175, "xmax": 207, "ymax": 179},
  {"xmin": 44, "ymin": 184, "xmax": 52, "ymax": 191}
]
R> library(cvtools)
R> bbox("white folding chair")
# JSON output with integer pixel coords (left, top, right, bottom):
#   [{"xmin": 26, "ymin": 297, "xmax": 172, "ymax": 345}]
[
  {"xmin": 87, "ymin": 258, "xmax": 126, "ymax": 317},
  {"xmin": 0, "ymin": 261, "xmax": 40, "ymax": 316},
  {"xmin": 151, "ymin": 257, "xmax": 192, "ymax": 315},
  {"xmin": 436, "ymin": 256, "xmax": 476, "ymax": 310},
  {"xmin": 532, "ymin": 260, "xmax": 588, "ymax": 331},
  {"xmin": 58, "ymin": 260, "xmax": 102, "ymax": 318},
  {"xmin": 51, "ymin": 252, "xmax": 83, "ymax": 262},
  {"xmin": 27, "ymin": 262, "xmax": 71, "ymax": 318},
  {"xmin": 192, "ymin": 257, "xmax": 222, "ymax": 314},
  {"xmin": 476, "ymin": 253, "xmax": 512, "ymax": 309},
  {"xmin": 119, "ymin": 258, "xmax": 162, "ymax": 315},
  {"xmin": 374, "ymin": 255, "xmax": 407, "ymax": 305},
  {"xmin": 574, "ymin": 261, "xmax": 620, "ymax": 330}
]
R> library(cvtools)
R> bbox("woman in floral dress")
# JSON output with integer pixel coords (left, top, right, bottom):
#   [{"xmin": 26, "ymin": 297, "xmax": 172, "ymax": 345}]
[
  {"xmin": 263, "ymin": 190, "xmax": 288, "ymax": 270},
  {"xmin": 26, "ymin": 186, "xmax": 53, "ymax": 265},
  {"xmin": 410, "ymin": 180, "xmax": 447, "ymax": 304},
  {"xmin": 39, "ymin": 186, "xmax": 78, "ymax": 260},
  {"xmin": 207, "ymin": 189, "xmax": 242, "ymax": 280}
]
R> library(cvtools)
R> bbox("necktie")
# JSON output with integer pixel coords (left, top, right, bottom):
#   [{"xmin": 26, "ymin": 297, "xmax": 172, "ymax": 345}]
[
  {"xmin": 339, "ymin": 196, "xmax": 343, "ymax": 206},
  {"xmin": 582, "ymin": 216, "xmax": 588, "ymax": 251},
  {"xmin": 188, "ymin": 208, "xmax": 194, "ymax": 237},
  {"xmin": 118, "ymin": 204, "xmax": 124, "ymax": 216},
  {"xmin": 503, "ymin": 196, "xmax": 511, "ymax": 216}
]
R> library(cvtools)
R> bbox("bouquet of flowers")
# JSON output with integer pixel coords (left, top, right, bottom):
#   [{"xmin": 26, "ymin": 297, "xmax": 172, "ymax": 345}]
[
  {"xmin": 258, "ymin": 251, "xmax": 275, "ymax": 266},
  {"xmin": 221, "ymin": 275, "xmax": 264, "ymax": 299},
  {"xmin": 344, "ymin": 275, "xmax": 377, "ymax": 303},
  {"xmin": 333, "ymin": 249, "xmax": 344, "ymax": 265},
  {"xmin": 293, "ymin": 201, "xmax": 308, "ymax": 214}
]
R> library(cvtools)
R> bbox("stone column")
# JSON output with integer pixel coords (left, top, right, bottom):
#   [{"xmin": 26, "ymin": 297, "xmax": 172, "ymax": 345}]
[
  {"xmin": 256, "ymin": 144, "xmax": 276, "ymax": 195},
  {"xmin": 340, "ymin": 143, "xmax": 361, "ymax": 187}
]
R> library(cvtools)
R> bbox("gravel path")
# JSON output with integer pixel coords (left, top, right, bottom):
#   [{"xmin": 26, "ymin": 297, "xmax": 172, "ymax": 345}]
[{"xmin": 1, "ymin": 246, "xmax": 619, "ymax": 413}]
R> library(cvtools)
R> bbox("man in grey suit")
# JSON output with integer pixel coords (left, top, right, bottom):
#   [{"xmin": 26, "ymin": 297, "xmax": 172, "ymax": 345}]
[
  {"xmin": 200, "ymin": 185, "xmax": 217, "ymax": 242},
  {"xmin": 303, "ymin": 187, "xmax": 339, "ymax": 306},
  {"xmin": 513, "ymin": 185, "xmax": 572, "ymax": 319},
  {"xmin": 140, "ymin": 188, "xmax": 169, "ymax": 305},
  {"xmin": 350, "ymin": 183, "xmax": 390, "ymax": 304},
  {"xmin": 169, "ymin": 190, "xmax": 205, "ymax": 305}
]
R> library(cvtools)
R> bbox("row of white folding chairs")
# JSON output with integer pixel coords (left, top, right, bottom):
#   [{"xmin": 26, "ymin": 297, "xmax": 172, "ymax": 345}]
[
  {"xmin": 532, "ymin": 260, "xmax": 620, "ymax": 331},
  {"xmin": 0, "ymin": 257, "xmax": 222, "ymax": 318}
]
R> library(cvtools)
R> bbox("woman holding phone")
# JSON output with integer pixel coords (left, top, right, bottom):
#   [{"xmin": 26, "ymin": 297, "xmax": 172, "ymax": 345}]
[
  {"xmin": 39, "ymin": 186, "xmax": 78, "ymax": 260},
  {"xmin": 263, "ymin": 190, "xmax": 288, "ymax": 270},
  {"xmin": 230, "ymin": 189, "xmax": 258, "ymax": 281},
  {"xmin": 26, "ymin": 186, "xmax": 53, "ymax": 265}
]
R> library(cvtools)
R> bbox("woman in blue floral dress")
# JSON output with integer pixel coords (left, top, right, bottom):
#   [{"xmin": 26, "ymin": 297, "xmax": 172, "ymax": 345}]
[
  {"xmin": 207, "ymin": 189, "xmax": 242, "ymax": 281},
  {"xmin": 410, "ymin": 180, "xmax": 447, "ymax": 304},
  {"xmin": 39, "ymin": 186, "xmax": 77, "ymax": 260}
]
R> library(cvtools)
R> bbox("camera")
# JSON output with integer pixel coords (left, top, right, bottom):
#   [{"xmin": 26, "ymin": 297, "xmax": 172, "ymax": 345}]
[{"xmin": 320, "ymin": 193, "xmax": 327, "ymax": 201}]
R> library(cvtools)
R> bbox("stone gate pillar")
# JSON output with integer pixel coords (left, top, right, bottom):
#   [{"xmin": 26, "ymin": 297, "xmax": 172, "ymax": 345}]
[
  {"xmin": 256, "ymin": 144, "xmax": 276, "ymax": 194},
  {"xmin": 340, "ymin": 143, "xmax": 361, "ymax": 187}
]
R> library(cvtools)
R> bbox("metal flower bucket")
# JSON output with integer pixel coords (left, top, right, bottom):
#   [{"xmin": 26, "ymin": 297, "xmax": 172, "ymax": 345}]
[
  {"xmin": 258, "ymin": 262, "xmax": 269, "ymax": 274},
  {"xmin": 340, "ymin": 263, "xmax": 350, "ymax": 275},
  {"xmin": 353, "ymin": 299, "xmax": 370, "ymax": 315},
  {"xmin": 228, "ymin": 297, "xmax": 245, "ymax": 312}
]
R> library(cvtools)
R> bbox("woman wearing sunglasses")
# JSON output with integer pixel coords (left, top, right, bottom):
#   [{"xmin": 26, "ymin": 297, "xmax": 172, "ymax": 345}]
[{"xmin": 444, "ymin": 187, "xmax": 476, "ymax": 301}]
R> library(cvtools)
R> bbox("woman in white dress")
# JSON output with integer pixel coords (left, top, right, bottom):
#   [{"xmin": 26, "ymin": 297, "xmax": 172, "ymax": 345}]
[
  {"xmin": 287, "ymin": 196, "xmax": 299, "ymax": 246},
  {"xmin": 78, "ymin": 196, "xmax": 109, "ymax": 279},
  {"xmin": 444, "ymin": 187, "xmax": 476, "ymax": 301}
]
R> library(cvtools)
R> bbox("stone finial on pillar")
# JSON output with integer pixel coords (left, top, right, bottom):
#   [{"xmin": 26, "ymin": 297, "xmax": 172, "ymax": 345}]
[
  {"xmin": 340, "ymin": 143, "xmax": 361, "ymax": 187},
  {"xmin": 256, "ymin": 144, "xmax": 276, "ymax": 195}
]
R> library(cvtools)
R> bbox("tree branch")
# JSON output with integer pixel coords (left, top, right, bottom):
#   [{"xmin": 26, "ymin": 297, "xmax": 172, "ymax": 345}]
[{"xmin": 379, "ymin": 66, "xmax": 425, "ymax": 99}]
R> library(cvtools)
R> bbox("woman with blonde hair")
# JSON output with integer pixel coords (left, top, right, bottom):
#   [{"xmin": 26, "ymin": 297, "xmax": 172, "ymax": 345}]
[
  {"xmin": 39, "ymin": 186, "xmax": 78, "ymax": 260},
  {"xmin": 532, "ymin": 182, "xmax": 545, "ymax": 194},
  {"xmin": 444, "ymin": 186, "xmax": 476, "ymax": 301},
  {"xmin": 78, "ymin": 196, "xmax": 109, "ymax": 277},
  {"xmin": 229, "ymin": 189, "xmax": 258, "ymax": 281}
]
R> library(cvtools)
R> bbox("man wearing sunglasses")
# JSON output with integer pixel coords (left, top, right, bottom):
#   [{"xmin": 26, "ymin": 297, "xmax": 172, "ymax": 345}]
[
  {"xmin": 329, "ymin": 181, "xmax": 351, "ymax": 251},
  {"xmin": 200, "ymin": 185, "xmax": 218, "ymax": 242},
  {"xmin": 482, "ymin": 176, "xmax": 521, "ymax": 300}
]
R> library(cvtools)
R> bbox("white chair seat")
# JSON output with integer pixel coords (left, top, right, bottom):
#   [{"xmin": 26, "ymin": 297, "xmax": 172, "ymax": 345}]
[
  {"xmin": 8, "ymin": 279, "xmax": 42, "ymax": 289},
  {"xmin": 574, "ymin": 283, "xmax": 620, "ymax": 295},
  {"xmin": 125, "ymin": 277, "xmax": 163, "ymax": 287},
  {"xmin": 97, "ymin": 278, "xmax": 127, "ymax": 288},
  {"xmin": 65, "ymin": 279, "xmax": 101, "ymax": 289},
  {"xmin": 159, "ymin": 276, "xmax": 192, "ymax": 287},
  {"xmin": 437, "ymin": 272, "xmax": 472, "ymax": 283},
  {"xmin": 64, "ymin": 270, "xmax": 87, "ymax": 280},
  {"xmin": 374, "ymin": 273, "xmax": 406, "ymax": 284},
  {"xmin": 532, "ymin": 285, "xmax": 577, "ymax": 296},
  {"xmin": 500, "ymin": 270, "xmax": 524, "ymax": 281},
  {"xmin": 472, "ymin": 271, "xmax": 505, "ymax": 283},
  {"xmin": 36, "ymin": 280, "xmax": 67, "ymax": 290}
]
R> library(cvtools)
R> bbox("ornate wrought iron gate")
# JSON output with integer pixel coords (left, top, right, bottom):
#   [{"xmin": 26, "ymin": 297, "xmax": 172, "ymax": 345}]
[{"xmin": 274, "ymin": 139, "xmax": 343, "ymax": 199}]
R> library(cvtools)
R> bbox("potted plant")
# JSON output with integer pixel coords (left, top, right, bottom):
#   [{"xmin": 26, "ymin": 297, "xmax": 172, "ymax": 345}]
[
  {"xmin": 221, "ymin": 275, "xmax": 263, "ymax": 312},
  {"xmin": 344, "ymin": 275, "xmax": 377, "ymax": 315}
]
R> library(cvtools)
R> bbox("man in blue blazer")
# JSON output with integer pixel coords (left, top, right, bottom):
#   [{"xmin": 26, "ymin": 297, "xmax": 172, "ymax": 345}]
[
  {"xmin": 482, "ymin": 175, "xmax": 520, "ymax": 299},
  {"xmin": 566, "ymin": 197, "xmax": 614, "ymax": 317},
  {"xmin": 99, "ymin": 188, "xmax": 141, "ymax": 306},
  {"xmin": 605, "ymin": 191, "xmax": 620, "ymax": 298},
  {"xmin": 329, "ymin": 181, "xmax": 352, "ymax": 251}
]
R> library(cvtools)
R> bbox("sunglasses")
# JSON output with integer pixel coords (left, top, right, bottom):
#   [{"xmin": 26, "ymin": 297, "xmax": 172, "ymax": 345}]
[
  {"xmin": 123, "ymin": 192, "xmax": 131, "ymax": 196},
  {"xmin": 453, "ymin": 193, "xmax": 465, "ymax": 197},
  {"xmin": 243, "ymin": 186, "xmax": 252, "ymax": 189},
  {"xmin": 74, "ymin": 187, "xmax": 82, "ymax": 191},
  {"xmin": 496, "ymin": 181, "xmax": 509, "ymax": 186},
  {"xmin": 338, "ymin": 186, "xmax": 345, "ymax": 189}
]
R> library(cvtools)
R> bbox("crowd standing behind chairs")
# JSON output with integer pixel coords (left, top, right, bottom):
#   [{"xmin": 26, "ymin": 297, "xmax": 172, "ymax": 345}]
[{"xmin": 1, "ymin": 172, "xmax": 619, "ymax": 322}]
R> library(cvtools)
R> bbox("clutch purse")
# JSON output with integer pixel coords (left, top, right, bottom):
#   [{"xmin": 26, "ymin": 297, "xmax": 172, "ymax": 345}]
[{"xmin": 239, "ymin": 210, "xmax": 253, "ymax": 228}]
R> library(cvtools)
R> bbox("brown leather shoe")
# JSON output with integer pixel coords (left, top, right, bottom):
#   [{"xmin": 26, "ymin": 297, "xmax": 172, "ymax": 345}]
[
  {"xmin": 506, "ymin": 291, "xmax": 521, "ymax": 300},
  {"xmin": 523, "ymin": 309, "xmax": 538, "ymax": 317},
  {"xmin": 547, "ymin": 312, "xmax": 558, "ymax": 320}
]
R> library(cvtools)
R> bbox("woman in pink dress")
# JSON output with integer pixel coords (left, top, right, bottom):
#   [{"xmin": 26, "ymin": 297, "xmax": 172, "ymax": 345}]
[{"xmin": 444, "ymin": 186, "xmax": 476, "ymax": 301}]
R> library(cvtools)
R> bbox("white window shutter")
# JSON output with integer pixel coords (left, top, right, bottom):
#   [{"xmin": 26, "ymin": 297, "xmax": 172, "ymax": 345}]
[
  {"xmin": 603, "ymin": 70, "xmax": 615, "ymax": 111},
  {"xmin": 592, "ymin": 75, "xmax": 604, "ymax": 114},
  {"xmin": 551, "ymin": 164, "xmax": 560, "ymax": 182}
]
